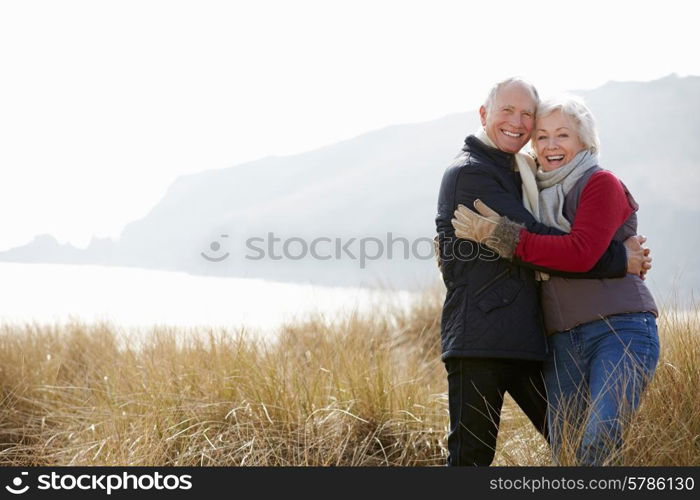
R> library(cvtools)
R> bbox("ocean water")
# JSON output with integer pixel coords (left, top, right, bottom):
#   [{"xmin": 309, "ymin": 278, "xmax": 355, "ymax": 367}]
[{"xmin": 0, "ymin": 262, "xmax": 417, "ymax": 342}]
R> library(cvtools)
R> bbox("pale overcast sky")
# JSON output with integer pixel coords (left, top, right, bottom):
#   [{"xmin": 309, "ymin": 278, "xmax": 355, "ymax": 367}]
[{"xmin": 1, "ymin": 0, "xmax": 697, "ymax": 249}]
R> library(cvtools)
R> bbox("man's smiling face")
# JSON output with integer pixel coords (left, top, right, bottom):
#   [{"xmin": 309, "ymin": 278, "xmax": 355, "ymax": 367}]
[{"xmin": 479, "ymin": 82, "xmax": 537, "ymax": 153}]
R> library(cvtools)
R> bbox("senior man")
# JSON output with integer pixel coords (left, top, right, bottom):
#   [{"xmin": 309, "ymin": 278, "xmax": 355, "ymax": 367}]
[{"xmin": 435, "ymin": 77, "xmax": 650, "ymax": 466}]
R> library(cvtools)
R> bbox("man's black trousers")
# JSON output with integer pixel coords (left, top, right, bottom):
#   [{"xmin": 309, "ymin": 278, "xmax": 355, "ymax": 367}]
[{"xmin": 444, "ymin": 357, "xmax": 549, "ymax": 466}]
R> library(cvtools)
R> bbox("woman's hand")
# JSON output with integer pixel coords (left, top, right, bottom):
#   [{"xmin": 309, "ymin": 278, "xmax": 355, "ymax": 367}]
[
  {"xmin": 451, "ymin": 200, "xmax": 501, "ymax": 243},
  {"xmin": 451, "ymin": 200, "xmax": 523, "ymax": 259}
]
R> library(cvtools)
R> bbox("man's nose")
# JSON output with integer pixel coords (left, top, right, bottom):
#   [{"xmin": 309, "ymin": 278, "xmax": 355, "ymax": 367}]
[{"xmin": 508, "ymin": 113, "xmax": 524, "ymax": 128}]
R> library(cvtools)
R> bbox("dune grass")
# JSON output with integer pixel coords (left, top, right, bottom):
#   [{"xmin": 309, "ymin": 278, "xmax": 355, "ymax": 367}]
[{"xmin": 0, "ymin": 286, "xmax": 697, "ymax": 466}]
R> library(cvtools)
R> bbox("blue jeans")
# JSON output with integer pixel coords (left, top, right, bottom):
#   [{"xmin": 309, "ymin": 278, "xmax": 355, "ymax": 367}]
[{"xmin": 542, "ymin": 312, "xmax": 659, "ymax": 466}]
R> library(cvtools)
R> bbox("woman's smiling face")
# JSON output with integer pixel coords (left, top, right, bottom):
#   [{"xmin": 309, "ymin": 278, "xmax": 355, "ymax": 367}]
[{"xmin": 534, "ymin": 110, "xmax": 586, "ymax": 171}]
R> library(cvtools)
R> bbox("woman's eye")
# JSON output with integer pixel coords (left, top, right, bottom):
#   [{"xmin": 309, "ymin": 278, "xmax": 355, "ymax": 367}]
[
  {"xmin": 536, "ymin": 136, "xmax": 546, "ymax": 141},
  {"xmin": 558, "ymin": 134, "xmax": 568, "ymax": 138}
]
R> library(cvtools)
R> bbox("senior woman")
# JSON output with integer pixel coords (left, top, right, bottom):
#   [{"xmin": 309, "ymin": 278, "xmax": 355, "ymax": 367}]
[{"xmin": 451, "ymin": 95, "xmax": 659, "ymax": 466}]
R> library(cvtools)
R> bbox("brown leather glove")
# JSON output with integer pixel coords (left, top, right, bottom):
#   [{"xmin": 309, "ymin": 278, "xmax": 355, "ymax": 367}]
[
  {"xmin": 433, "ymin": 235, "xmax": 443, "ymax": 272},
  {"xmin": 451, "ymin": 200, "xmax": 523, "ymax": 259}
]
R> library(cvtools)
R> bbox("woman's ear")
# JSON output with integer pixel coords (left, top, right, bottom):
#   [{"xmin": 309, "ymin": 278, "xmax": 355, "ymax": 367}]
[{"xmin": 528, "ymin": 150, "xmax": 540, "ymax": 168}]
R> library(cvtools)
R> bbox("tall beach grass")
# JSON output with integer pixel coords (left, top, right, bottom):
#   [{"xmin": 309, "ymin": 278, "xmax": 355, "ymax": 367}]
[{"xmin": 0, "ymin": 286, "xmax": 697, "ymax": 466}]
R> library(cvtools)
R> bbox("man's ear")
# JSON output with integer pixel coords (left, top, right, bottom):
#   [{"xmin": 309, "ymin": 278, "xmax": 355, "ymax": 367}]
[{"xmin": 479, "ymin": 106, "xmax": 487, "ymax": 127}]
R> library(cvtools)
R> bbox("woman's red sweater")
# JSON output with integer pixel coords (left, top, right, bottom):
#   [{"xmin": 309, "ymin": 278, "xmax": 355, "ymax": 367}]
[{"xmin": 514, "ymin": 170, "xmax": 634, "ymax": 273}]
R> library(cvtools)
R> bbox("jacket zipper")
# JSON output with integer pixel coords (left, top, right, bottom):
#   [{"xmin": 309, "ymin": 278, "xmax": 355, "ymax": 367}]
[{"xmin": 474, "ymin": 268, "xmax": 510, "ymax": 297}]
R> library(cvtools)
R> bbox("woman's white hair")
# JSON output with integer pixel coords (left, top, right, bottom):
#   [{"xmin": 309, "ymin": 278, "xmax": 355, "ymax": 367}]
[{"xmin": 534, "ymin": 95, "xmax": 600, "ymax": 154}]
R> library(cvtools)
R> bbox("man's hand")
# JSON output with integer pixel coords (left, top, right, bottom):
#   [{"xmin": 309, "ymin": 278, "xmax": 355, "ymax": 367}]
[
  {"xmin": 433, "ymin": 235, "xmax": 443, "ymax": 272},
  {"xmin": 641, "ymin": 246, "xmax": 652, "ymax": 280},
  {"xmin": 624, "ymin": 235, "xmax": 652, "ymax": 279}
]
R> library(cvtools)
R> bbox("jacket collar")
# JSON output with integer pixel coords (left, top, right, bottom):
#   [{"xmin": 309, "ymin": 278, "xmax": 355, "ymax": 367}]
[{"xmin": 463, "ymin": 135, "xmax": 516, "ymax": 169}]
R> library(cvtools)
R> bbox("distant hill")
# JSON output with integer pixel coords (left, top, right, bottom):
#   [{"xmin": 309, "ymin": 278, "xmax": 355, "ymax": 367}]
[{"xmin": 2, "ymin": 74, "xmax": 698, "ymax": 298}]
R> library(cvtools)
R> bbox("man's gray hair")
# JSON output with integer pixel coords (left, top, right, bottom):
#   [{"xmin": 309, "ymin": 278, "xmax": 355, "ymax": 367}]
[
  {"xmin": 483, "ymin": 77, "xmax": 540, "ymax": 113},
  {"xmin": 535, "ymin": 95, "xmax": 600, "ymax": 154}
]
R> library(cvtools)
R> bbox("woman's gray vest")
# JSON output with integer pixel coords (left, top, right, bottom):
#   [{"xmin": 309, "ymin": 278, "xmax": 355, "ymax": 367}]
[{"xmin": 540, "ymin": 167, "xmax": 658, "ymax": 334}]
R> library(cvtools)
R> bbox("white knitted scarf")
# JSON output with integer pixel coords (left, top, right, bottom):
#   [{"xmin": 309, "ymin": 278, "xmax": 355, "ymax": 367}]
[
  {"xmin": 475, "ymin": 127, "xmax": 545, "ymax": 279},
  {"xmin": 475, "ymin": 128, "xmax": 540, "ymax": 219},
  {"xmin": 536, "ymin": 149, "xmax": 599, "ymax": 232}
]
